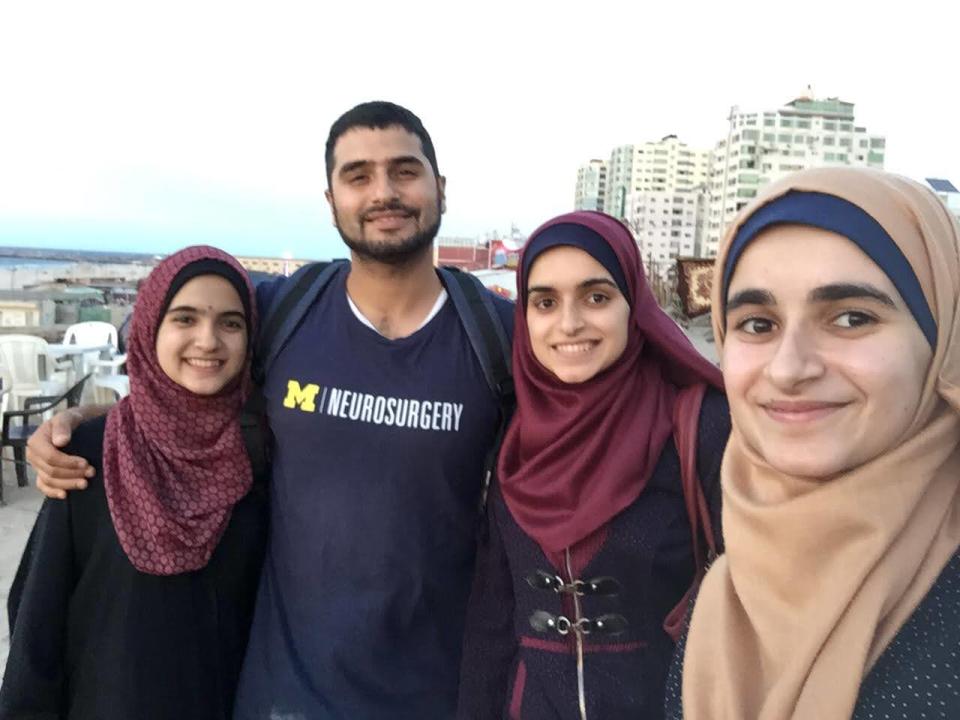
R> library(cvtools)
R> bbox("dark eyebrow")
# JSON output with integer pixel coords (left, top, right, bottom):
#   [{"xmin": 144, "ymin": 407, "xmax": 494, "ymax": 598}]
[
  {"xmin": 338, "ymin": 156, "xmax": 425, "ymax": 177},
  {"xmin": 166, "ymin": 305, "xmax": 246, "ymax": 318},
  {"xmin": 579, "ymin": 278, "xmax": 619, "ymax": 291},
  {"xmin": 166, "ymin": 305, "xmax": 200, "ymax": 314},
  {"xmin": 527, "ymin": 278, "xmax": 619, "ymax": 295},
  {"xmin": 725, "ymin": 288, "xmax": 775, "ymax": 313},
  {"xmin": 808, "ymin": 282, "xmax": 896, "ymax": 308},
  {"xmin": 338, "ymin": 160, "xmax": 371, "ymax": 176},
  {"xmin": 389, "ymin": 156, "xmax": 425, "ymax": 169}
]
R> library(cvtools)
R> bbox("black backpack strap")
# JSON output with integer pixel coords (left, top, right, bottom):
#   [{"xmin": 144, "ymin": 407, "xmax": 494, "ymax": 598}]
[
  {"xmin": 240, "ymin": 386, "xmax": 271, "ymax": 486},
  {"xmin": 253, "ymin": 260, "xmax": 346, "ymax": 385},
  {"xmin": 437, "ymin": 266, "xmax": 515, "ymax": 510},
  {"xmin": 437, "ymin": 266, "xmax": 512, "ymax": 396},
  {"xmin": 243, "ymin": 261, "xmax": 345, "ymax": 481}
]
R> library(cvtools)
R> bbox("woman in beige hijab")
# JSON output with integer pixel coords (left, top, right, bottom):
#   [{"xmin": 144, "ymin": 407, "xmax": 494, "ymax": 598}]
[{"xmin": 666, "ymin": 166, "xmax": 960, "ymax": 719}]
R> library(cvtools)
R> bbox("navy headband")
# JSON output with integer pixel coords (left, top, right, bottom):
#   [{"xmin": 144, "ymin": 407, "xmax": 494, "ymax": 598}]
[
  {"xmin": 722, "ymin": 191, "xmax": 937, "ymax": 347},
  {"xmin": 522, "ymin": 223, "xmax": 630, "ymax": 303}
]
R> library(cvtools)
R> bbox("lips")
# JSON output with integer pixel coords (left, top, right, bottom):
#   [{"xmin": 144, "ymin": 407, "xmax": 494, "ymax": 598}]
[
  {"xmin": 552, "ymin": 340, "xmax": 600, "ymax": 356},
  {"xmin": 761, "ymin": 399, "xmax": 850, "ymax": 422},
  {"xmin": 365, "ymin": 211, "xmax": 412, "ymax": 221},
  {"xmin": 184, "ymin": 358, "xmax": 225, "ymax": 370}
]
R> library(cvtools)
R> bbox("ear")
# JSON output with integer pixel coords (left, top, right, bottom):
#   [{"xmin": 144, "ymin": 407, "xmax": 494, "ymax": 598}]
[
  {"xmin": 324, "ymin": 189, "xmax": 338, "ymax": 227},
  {"xmin": 437, "ymin": 175, "xmax": 447, "ymax": 215}
]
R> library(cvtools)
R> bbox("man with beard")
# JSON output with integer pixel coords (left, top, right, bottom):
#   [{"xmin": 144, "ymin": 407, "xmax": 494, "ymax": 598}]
[{"xmin": 27, "ymin": 102, "xmax": 513, "ymax": 719}]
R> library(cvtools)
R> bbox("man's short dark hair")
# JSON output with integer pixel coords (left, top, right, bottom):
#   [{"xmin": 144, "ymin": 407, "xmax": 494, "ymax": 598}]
[{"xmin": 324, "ymin": 101, "xmax": 440, "ymax": 186}]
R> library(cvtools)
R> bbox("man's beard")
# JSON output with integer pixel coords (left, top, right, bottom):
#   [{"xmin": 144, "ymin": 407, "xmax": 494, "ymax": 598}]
[{"xmin": 334, "ymin": 201, "xmax": 441, "ymax": 267}]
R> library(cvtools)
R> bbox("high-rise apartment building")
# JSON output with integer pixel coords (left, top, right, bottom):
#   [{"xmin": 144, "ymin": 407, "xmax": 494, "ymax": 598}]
[
  {"xmin": 600, "ymin": 135, "xmax": 711, "ymax": 269},
  {"xmin": 704, "ymin": 91, "xmax": 886, "ymax": 256},
  {"xmin": 574, "ymin": 159, "xmax": 608, "ymax": 212}
]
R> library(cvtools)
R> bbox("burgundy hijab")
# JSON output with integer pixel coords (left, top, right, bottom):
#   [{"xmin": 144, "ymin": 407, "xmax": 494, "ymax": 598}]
[
  {"xmin": 103, "ymin": 245, "xmax": 256, "ymax": 575},
  {"xmin": 498, "ymin": 211, "xmax": 722, "ymax": 554}
]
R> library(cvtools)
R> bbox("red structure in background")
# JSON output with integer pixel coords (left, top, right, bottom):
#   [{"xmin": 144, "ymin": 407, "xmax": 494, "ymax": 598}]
[
  {"xmin": 436, "ymin": 237, "xmax": 522, "ymax": 272},
  {"xmin": 436, "ymin": 241, "xmax": 490, "ymax": 271}
]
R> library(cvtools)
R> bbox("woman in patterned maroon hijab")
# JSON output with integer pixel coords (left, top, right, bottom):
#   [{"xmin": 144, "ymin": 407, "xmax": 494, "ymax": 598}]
[{"xmin": 1, "ymin": 246, "xmax": 269, "ymax": 720}]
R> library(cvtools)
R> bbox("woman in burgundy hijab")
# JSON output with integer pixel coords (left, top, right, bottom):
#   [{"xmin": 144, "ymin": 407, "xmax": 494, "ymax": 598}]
[
  {"xmin": 0, "ymin": 246, "xmax": 268, "ymax": 720},
  {"xmin": 457, "ymin": 212, "xmax": 729, "ymax": 720}
]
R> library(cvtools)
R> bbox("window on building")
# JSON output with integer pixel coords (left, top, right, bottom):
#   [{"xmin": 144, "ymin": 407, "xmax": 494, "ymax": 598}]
[
  {"xmin": 871, "ymin": 138, "xmax": 886, "ymax": 148},
  {"xmin": 797, "ymin": 120, "xmax": 811, "ymax": 129},
  {"xmin": 742, "ymin": 129, "xmax": 759, "ymax": 140},
  {"xmin": 824, "ymin": 121, "xmax": 836, "ymax": 131},
  {"xmin": 825, "ymin": 152, "xmax": 836, "ymax": 161},
  {"xmin": 860, "ymin": 139, "xmax": 869, "ymax": 148},
  {"xmin": 764, "ymin": 117, "xmax": 775, "ymax": 126},
  {"xmin": 839, "ymin": 137, "xmax": 852, "ymax": 147},
  {"xmin": 836, "ymin": 153, "xmax": 848, "ymax": 161},
  {"xmin": 763, "ymin": 133, "xmax": 775, "ymax": 143},
  {"xmin": 777, "ymin": 133, "xmax": 791, "ymax": 143},
  {"xmin": 780, "ymin": 118, "xmax": 794, "ymax": 128},
  {"xmin": 794, "ymin": 134, "xmax": 805, "ymax": 143},
  {"xmin": 823, "ymin": 136, "xmax": 835, "ymax": 146},
  {"xmin": 840, "ymin": 123, "xmax": 853, "ymax": 131}
]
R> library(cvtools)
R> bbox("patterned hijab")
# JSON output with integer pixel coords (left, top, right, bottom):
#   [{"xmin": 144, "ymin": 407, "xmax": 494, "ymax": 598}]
[
  {"xmin": 498, "ymin": 211, "xmax": 722, "ymax": 555},
  {"xmin": 103, "ymin": 245, "xmax": 257, "ymax": 575},
  {"xmin": 683, "ymin": 168, "xmax": 960, "ymax": 719}
]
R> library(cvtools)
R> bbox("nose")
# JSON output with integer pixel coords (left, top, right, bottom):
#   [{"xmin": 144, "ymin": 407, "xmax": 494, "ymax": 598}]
[
  {"xmin": 559, "ymin": 301, "xmax": 585, "ymax": 336},
  {"xmin": 764, "ymin": 323, "xmax": 825, "ymax": 390},
  {"xmin": 370, "ymin": 169, "xmax": 399, "ymax": 204},
  {"xmin": 193, "ymin": 320, "xmax": 221, "ymax": 352}
]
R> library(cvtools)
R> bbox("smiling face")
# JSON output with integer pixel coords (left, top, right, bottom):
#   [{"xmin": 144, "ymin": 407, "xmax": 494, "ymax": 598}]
[
  {"xmin": 525, "ymin": 245, "xmax": 631, "ymax": 384},
  {"xmin": 155, "ymin": 274, "xmax": 248, "ymax": 395},
  {"xmin": 324, "ymin": 125, "xmax": 445, "ymax": 265},
  {"xmin": 722, "ymin": 224, "xmax": 932, "ymax": 480}
]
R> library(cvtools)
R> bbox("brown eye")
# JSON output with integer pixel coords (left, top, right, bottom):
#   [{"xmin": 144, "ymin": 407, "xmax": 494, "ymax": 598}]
[
  {"xmin": 737, "ymin": 317, "xmax": 774, "ymax": 334},
  {"xmin": 833, "ymin": 311, "xmax": 875, "ymax": 329}
]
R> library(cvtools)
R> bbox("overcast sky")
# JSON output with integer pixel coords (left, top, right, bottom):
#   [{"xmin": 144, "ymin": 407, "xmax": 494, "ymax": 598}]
[{"xmin": 1, "ymin": 0, "xmax": 957, "ymax": 260}]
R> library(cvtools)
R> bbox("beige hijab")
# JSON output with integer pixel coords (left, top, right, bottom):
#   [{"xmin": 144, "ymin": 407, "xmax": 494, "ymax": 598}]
[{"xmin": 682, "ymin": 167, "xmax": 960, "ymax": 719}]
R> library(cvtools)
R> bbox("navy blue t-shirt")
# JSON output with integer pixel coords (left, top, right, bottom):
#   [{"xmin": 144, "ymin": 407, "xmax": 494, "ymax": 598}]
[{"xmin": 235, "ymin": 265, "xmax": 502, "ymax": 719}]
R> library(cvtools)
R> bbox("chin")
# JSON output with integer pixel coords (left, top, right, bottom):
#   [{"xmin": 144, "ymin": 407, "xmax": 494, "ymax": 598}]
[
  {"xmin": 757, "ymin": 445, "xmax": 852, "ymax": 481},
  {"xmin": 548, "ymin": 365, "xmax": 600, "ymax": 385}
]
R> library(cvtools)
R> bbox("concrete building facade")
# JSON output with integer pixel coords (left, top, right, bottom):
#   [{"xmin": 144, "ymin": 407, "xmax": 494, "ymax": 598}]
[
  {"xmin": 574, "ymin": 159, "xmax": 608, "ymax": 212},
  {"xmin": 601, "ymin": 135, "xmax": 712, "ymax": 269},
  {"xmin": 704, "ymin": 92, "xmax": 886, "ymax": 256}
]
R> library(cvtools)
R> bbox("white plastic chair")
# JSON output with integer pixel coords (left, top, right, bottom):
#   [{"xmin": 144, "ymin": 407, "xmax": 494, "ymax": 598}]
[
  {"xmin": 62, "ymin": 321, "xmax": 127, "ymax": 396},
  {"xmin": 93, "ymin": 374, "xmax": 130, "ymax": 404},
  {"xmin": 0, "ymin": 335, "xmax": 67, "ymax": 410}
]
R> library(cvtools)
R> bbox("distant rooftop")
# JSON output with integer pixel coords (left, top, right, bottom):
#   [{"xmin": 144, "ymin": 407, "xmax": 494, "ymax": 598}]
[
  {"xmin": 927, "ymin": 178, "xmax": 959, "ymax": 193},
  {"xmin": 783, "ymin": 96, "xmax": 855, "ymax": 120},
  {"xmin": 0, "ymin": 288, "xmax": 103, "ymax": 302}
]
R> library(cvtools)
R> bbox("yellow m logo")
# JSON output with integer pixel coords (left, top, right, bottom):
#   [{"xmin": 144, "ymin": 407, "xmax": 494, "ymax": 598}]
[{"xmin": 283, "ymin": 381, "xmax": 321, "ymax": 412}]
